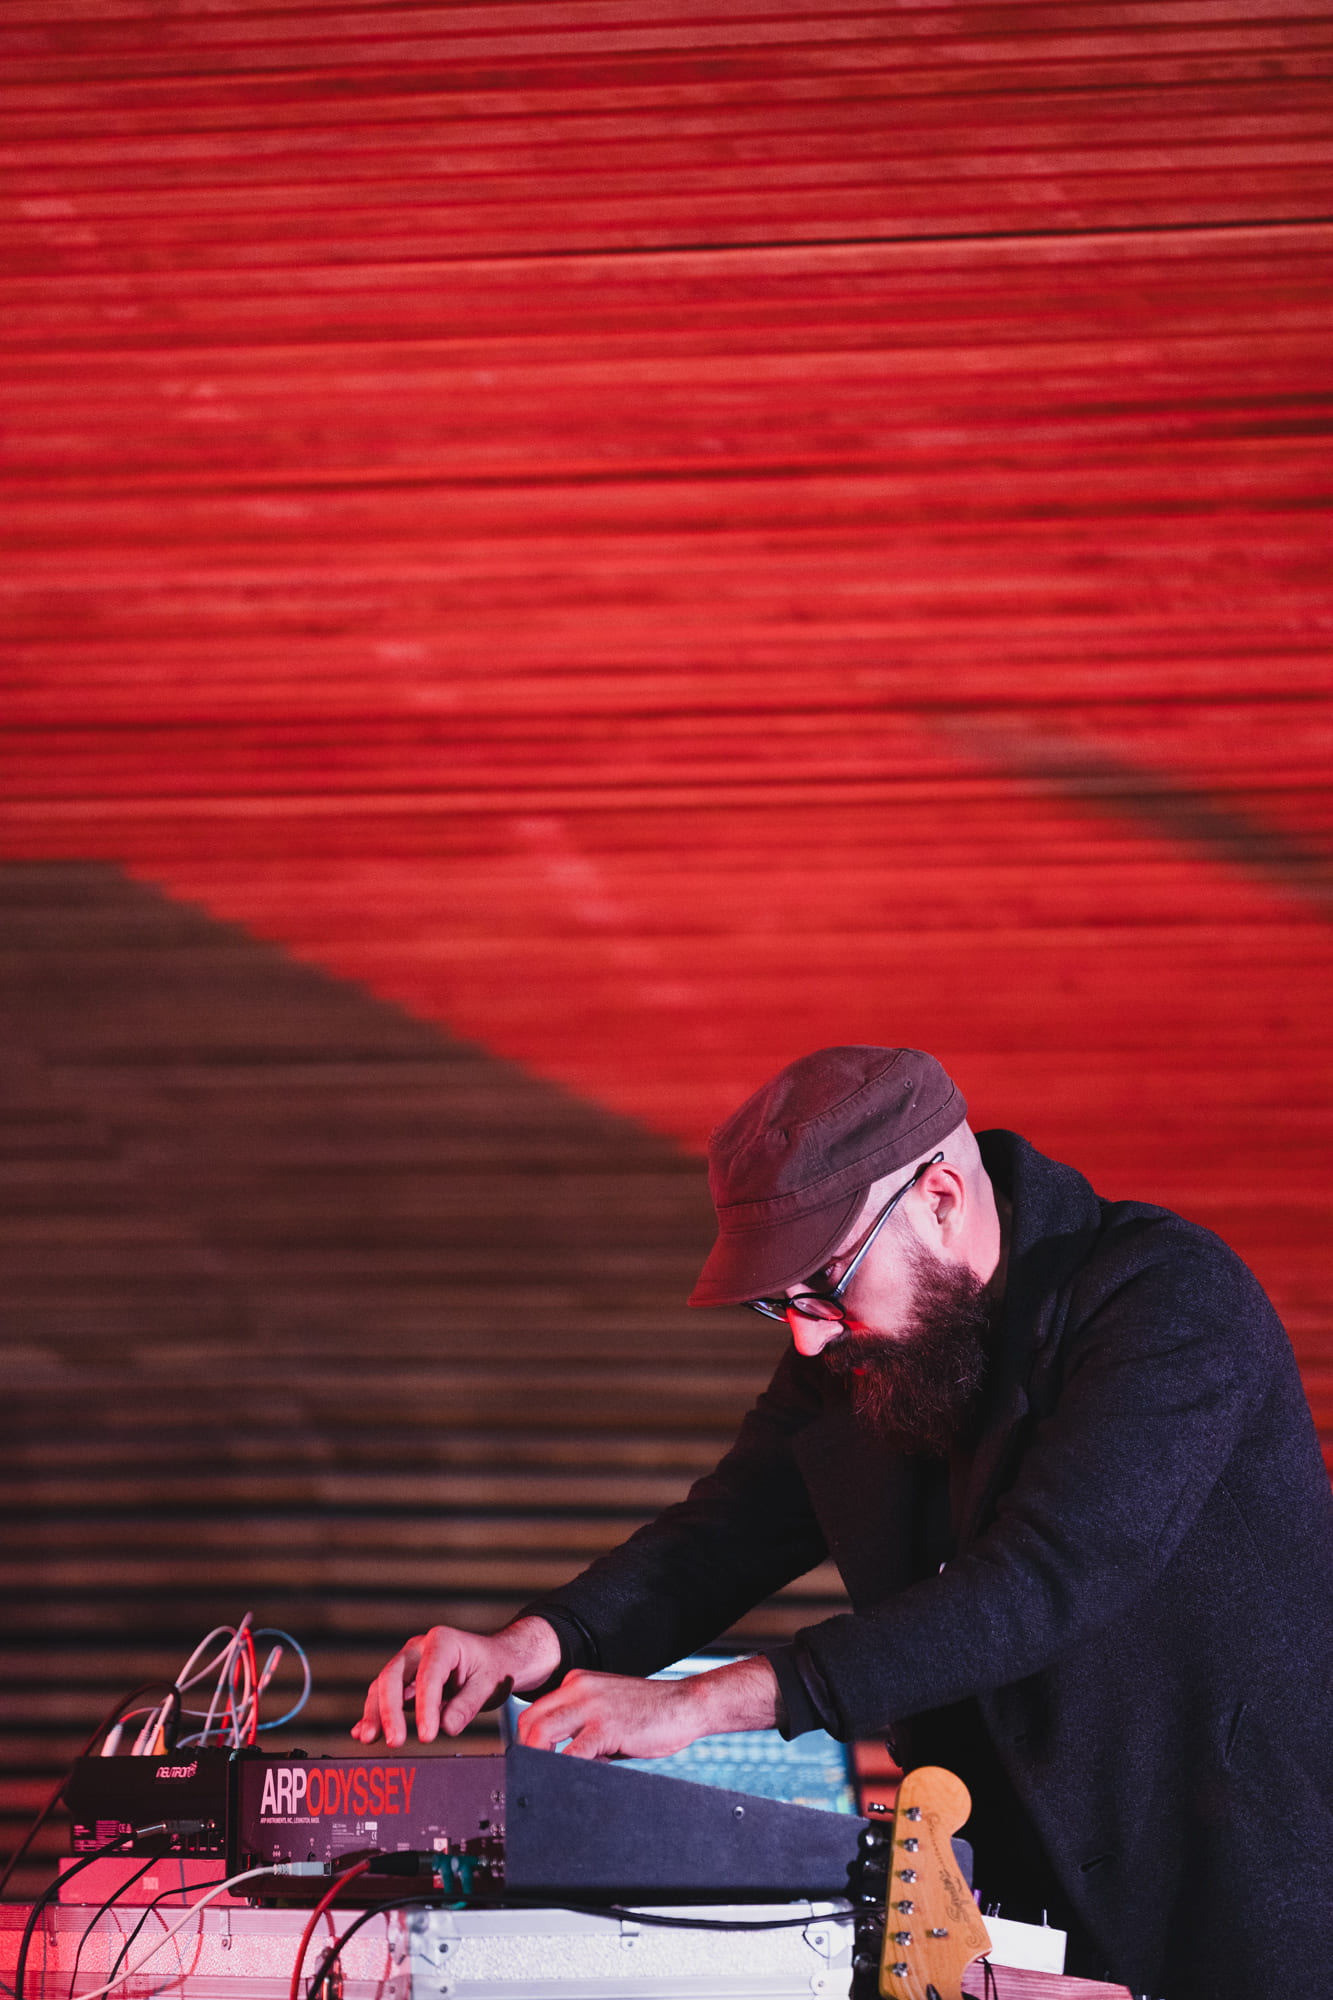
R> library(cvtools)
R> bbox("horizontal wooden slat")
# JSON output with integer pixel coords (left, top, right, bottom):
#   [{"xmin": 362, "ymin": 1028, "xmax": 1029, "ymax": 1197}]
[
  {"xmin": 2, "ymin": 0, "xmax": 1331, "ymax": 1905},
  {"xmin": 0, "ymin": 861, "xmax": 856, "ymax": 1898}
]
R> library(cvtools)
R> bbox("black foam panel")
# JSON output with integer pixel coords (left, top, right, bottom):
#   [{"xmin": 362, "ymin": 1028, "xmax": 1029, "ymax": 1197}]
[{"xmin": 504, "ymin": 1741, "xmax": 868, "ymax": 1901}]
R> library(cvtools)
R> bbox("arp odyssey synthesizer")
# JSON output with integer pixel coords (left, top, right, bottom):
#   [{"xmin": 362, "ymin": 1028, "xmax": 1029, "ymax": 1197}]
[{"xmin": 228, "ymin": 1741, "xmax": 876, "ymax": 1901}]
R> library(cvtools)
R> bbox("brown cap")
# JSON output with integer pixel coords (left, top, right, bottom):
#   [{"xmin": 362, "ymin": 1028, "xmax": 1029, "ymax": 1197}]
[{"xmin": 688, "ymin": 1047, "xmax": 967, "ymax": 1308}]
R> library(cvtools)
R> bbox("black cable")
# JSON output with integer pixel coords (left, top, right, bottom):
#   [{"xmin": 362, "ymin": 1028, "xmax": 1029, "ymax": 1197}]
[
  {"xmin": 306, "ymin": 1898, "xmax": 441, "ymax": 2000},
  {"xmin": 68, "ymin": 1856, "xmax": 162, "ymax": 2000},
  {"xmin": 0, "ymin": 1682, "xmax": 183, "ymax": 1901},
  {"xmin": 450, "ymin": 1887, "xmax": 855, "ymax": 1932},
  {"xmin": 13, "ymin": 1835, "xmax": 142, "ymax": 2000},
  {"xmin": 964, "ymin": 1956, "xmax": 1000, "ymax": 2000},
  {"xmin": 98, "ymin": 1873, "xmax": 230, "ymax": 2000},
  {"xmin": 592, "ymin": 1902, "xmax": 854, "ymax": 1931}
]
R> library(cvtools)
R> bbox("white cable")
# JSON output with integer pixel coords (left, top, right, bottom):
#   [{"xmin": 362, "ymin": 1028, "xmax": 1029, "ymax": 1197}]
[
  {"xmin": 199, "ymin": 1616, "xmax": 250, "ymax": 1748},
  {"xmin": 124, "ymin": 1613, "xmax": 282, "ymax": 1755},
  {"xmin": 129, "ymin": 1705, "xmax": 164, "ymax": 1759},
  {"xmin": 173, "ymin": 1626, "xmax": 237, "ymax": 1691},
  {"xmin": 228, "ymin": 1614, "xmax": 253, "ymax": 1747},
  {"xmin": 234, "ymin": 1644, "xmax": 281, "ymax": 1745},
  {"xmin": 229, "ymin": 1629, "xmax": 255, "ymax": 1748},
  {"xmin": 156, "ymin": 1626, "xmax": 239, "ymax": 1751},
  {"xmin": 126, "ymin": 1626, "xmax": 236, "ymax": 1756},
  {"xmin": 198, "ymin": 1630, "xmax": 240, "ymax": 1747},
  {"xmin": 71, "ymin": 1868, "xmax": 281, "ymax": 2000}
]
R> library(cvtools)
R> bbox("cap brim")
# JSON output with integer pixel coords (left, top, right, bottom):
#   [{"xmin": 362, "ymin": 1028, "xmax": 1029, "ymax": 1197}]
[{"xmin": 688, "ymin": 1187, "xmax": 865, "ymax": 1308}]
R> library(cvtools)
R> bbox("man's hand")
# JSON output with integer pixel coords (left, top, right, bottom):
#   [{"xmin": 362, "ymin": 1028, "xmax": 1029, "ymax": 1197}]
[
  {"xmin": 515, "ymin": 1654, "xmax": 780, "ymax": 1761},
  {"xmin": 353, "ymin": 1615, "xmax": 562, "ymax": 1748}
]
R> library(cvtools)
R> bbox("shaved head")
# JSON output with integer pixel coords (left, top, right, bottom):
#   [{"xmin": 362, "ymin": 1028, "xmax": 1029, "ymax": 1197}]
[{"xmin": 847, "ymin": 1117, "xmax": 989, "ymax": 1247}]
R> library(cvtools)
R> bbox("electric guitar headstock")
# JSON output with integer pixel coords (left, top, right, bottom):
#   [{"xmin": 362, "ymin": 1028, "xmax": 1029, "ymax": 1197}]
[{"xmin": 878, "ymin": 1766, "xmax": 991, "ymax": 2000}]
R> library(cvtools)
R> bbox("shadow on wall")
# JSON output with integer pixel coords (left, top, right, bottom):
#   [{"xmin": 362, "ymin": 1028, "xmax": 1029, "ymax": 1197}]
[{"xmin": 0, "ymin": 862, "xmax": 841, "ymax": 1896}]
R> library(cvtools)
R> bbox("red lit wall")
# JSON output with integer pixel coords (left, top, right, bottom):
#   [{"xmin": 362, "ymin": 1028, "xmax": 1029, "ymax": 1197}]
[{"xmin": 3, "ymin": 1, "xmax": 1331, "ymax": 1398}]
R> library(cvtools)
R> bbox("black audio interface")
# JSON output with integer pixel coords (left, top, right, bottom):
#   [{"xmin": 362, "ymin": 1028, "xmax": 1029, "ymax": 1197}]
[{"xmin": 64, "ymin": 1750, "xmax": 232, "ymax": 1856}]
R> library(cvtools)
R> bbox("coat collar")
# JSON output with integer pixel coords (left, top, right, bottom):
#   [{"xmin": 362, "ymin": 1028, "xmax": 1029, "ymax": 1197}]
[{"xmin": 958, "ymin": 1131, "xmax": 1104, "ymax": 1545}]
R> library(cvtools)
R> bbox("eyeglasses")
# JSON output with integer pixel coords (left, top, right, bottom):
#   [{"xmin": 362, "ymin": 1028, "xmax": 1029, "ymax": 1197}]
[{"xmin": 746, "ymin": 1152, "xmax": 944, "ymax": 1326}]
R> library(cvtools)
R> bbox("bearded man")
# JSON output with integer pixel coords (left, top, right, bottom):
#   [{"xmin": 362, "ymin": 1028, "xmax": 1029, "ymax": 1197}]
[{"xmin": 356, "ymin": 1046, "xmax": 1333, "ymax": 1999}]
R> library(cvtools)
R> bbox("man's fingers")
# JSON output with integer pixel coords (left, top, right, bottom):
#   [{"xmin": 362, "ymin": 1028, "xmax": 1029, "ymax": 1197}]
[
  {"xmin": 516, "ymin": 1671, "xmax": 704, "ymax": 1762},
  {"xmin": 353, "ymin": 1641, "xmax": 422, "ymax": 1748},
  {"xmin": 444, "ymin": 1670, "xmax": 513, "ymax": 1733},
  {"xmin": 356, "ymin": 1622, "xmax": 549, "ymax": 1746},
  {"xmin": 440, "ymin": 1658, "xmax": 509, "ymax": 1737},
  {"xmin": 516, "ymin": 1683, "xmax": 594, "ymax": 1753},
  {"xmin": 350, "ymin": 1680, "xmax": 384, "ymax": 1744},
  {"xmin": 557, "ymin": 1720, "xmax": 614, "ymax": 1760},
  {"xmin": 413, "ymin": 1635, "xmax": 465, "ymax": 1744},
  {"xmin": 418, "ymin": 1632, "xmax": 508, "ymax": 1739},
  {"xmin": 513, "ymin": 1694, "xmax": 562, "ymax": 1750}
]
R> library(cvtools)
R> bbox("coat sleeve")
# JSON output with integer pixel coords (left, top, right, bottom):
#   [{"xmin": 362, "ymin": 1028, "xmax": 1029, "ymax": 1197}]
[
  {"xmin": 520, "ymin": 1345, "xmax": 830, "ymax": 1681},
  {"xmin": 779, "ymin": 1222, "xmax": 1286, "ymax": 1740}
]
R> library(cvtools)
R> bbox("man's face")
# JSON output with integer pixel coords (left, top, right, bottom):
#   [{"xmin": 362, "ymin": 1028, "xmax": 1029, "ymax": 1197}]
[
  {"xmin": 787, "ymin": 1207, "xmax": 998, "ymax": 1455},
  {"xmin": 819, "ymin": 1235, "xmax": 996, "ymax": 1453}
]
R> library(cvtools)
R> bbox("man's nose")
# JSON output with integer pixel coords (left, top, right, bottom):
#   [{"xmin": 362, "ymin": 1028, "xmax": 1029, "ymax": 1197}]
[{"xmin": 788, "ymin": 1309, "xmax": 841, "ymax": 1357}]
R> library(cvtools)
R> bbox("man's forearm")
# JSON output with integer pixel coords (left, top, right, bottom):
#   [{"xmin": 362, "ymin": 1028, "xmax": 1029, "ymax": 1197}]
[
  {"xmin": 501, "ymin": 1614, "xmax": 565, "ymax": 1691},
  {"xmin": 683, "ymin": 1654, "xmax": 781, "ymax": 1736}
]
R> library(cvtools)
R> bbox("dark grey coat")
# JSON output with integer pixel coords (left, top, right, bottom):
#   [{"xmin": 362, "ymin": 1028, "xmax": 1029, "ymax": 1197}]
[{"xmin": 529, "ymin": 1133, "xmax": 1333, "ymax": 1998}]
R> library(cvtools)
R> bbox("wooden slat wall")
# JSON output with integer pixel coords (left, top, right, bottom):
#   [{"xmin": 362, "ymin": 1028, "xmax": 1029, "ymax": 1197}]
[
  {"xmin": 0, "ymin": 861, "xmax": 832, "ymax": 1894},
  {"xmin": 1, "ymin": 0, "xmax": 1330, "ymax": 1896}
]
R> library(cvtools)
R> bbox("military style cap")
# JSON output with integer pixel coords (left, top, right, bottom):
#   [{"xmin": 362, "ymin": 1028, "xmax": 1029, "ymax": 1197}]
[{"xmin": 689, "ymin": 1046, "xmax": 966, "ymax": 1308}]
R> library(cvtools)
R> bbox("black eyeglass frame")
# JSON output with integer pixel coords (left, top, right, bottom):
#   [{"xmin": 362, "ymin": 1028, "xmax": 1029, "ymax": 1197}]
[{"xmin": 745, "ymin": 1151, "xmax": 945, "ymax": 1325}]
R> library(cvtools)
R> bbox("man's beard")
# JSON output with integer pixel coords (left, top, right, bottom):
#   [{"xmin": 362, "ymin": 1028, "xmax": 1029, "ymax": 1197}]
[{"xmin": 821, "ymin": 1240, "xmax": 999, "ymax": 1456}]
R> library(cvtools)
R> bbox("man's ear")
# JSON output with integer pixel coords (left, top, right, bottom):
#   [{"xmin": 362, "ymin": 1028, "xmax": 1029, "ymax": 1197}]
[{"xmin": 918, "ymin": 1161, "xmax": 967, "ymax": 1242}]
